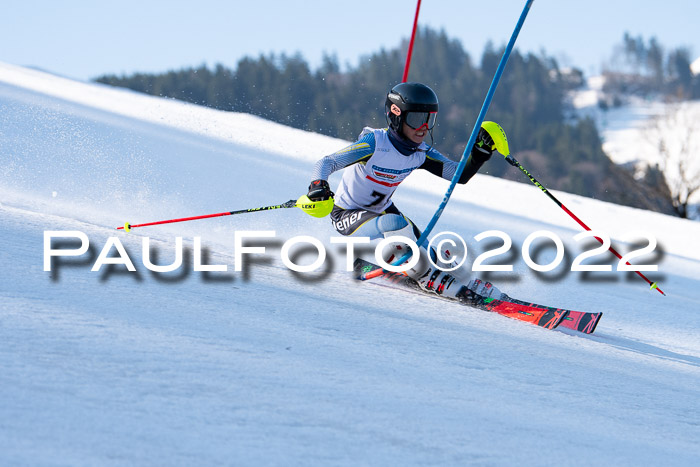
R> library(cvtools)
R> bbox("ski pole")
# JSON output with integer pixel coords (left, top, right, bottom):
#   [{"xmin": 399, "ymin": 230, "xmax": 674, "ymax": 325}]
[
  {"xmin": 116, "ymin": 195, "xmax": 333, "ymax": 232},
  {"xmin": 362, "ymin": 0, "xmax": 535, "ymax": 281},
  {"xmin": 505, "ymin": 154, "xmax": 666, "ymax": 296}
]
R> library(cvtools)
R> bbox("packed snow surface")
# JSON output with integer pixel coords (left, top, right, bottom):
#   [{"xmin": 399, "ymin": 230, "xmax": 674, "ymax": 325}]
[{"xmin": 1, "ymin": 63, "xmax": 699, "ymax": 465}]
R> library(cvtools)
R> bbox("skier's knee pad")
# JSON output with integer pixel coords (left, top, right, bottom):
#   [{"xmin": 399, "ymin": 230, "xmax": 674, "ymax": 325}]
[{"xmin": 380, "ymin": 219, "xmax": 435, "ymax": 275}]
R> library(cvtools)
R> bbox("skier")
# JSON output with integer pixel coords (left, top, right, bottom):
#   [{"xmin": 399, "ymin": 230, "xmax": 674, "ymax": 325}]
[{"xmin": 305, "ymin": 82, "xmax": 502, "ymax": 297}]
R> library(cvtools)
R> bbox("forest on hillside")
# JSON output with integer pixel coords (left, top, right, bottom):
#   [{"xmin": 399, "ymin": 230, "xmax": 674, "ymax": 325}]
[{"xmin": 96, "ymin": 28, "xmax": 700, "ymax": 216}]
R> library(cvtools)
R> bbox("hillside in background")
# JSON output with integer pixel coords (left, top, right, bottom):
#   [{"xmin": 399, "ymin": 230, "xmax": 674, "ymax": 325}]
[{"xmin": 572, "ymin": 74, "xmax": 700, "ymax": 219}]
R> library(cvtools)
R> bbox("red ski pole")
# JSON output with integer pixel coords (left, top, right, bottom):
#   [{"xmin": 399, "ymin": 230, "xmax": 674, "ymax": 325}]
[
  {"xmin": 116, "ymin": 199, "xmax": 297, "ymax": 232},
  {"xmin": 505, "ymin": 154, "xmax": 666, "ymax": 296}
]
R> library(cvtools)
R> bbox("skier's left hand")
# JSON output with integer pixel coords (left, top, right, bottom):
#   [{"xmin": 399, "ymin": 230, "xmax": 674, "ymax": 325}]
[{"xmin": 473, "ymin": 127, "xmax": 495, "ymax": 159}]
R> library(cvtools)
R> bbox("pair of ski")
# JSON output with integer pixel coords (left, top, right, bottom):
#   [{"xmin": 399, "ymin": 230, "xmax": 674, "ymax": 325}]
[{"xmin": 354, "ymin": 259, "xmax": 602, "ymax": 334}]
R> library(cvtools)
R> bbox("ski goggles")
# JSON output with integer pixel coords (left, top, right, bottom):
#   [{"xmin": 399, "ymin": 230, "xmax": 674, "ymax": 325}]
[{"xmin": 405, "ymin": 111, "xmax": 437, "ymax": 130}]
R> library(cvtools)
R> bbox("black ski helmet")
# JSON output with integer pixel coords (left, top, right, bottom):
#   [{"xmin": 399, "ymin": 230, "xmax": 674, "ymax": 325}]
[{"xmin": 385, "ymin": 82, "xmax": 439, "ymax": 135}]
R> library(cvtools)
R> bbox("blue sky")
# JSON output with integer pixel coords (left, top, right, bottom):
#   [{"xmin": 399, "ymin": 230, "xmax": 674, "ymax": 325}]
[{"xmin": 2, "ymin": 0, "xmax": 699, "ymax": 81}]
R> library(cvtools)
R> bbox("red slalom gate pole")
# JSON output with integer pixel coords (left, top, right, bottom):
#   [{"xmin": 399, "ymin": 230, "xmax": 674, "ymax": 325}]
[
  {"xmin": 116, "ymin": 199, "xmax": 297, "ymax": 232},
  {"xmin": 505, "ymin": 154, "xmax": 666, "ymax": 296},
  {"xmin": 401, "ymin": 0, "xmax": 422, "ymax": 82}
]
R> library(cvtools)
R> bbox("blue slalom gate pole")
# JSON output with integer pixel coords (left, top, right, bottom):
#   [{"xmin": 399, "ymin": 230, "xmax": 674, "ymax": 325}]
[{"xmin": 362, "ymin": 0, "xmax": 535, "ymax": 280}]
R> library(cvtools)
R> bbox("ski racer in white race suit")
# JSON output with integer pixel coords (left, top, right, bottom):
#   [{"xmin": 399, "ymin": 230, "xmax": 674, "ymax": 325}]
[{"xmin": 306, "ymin": 82, "xmax": 501, "ymax": 297}]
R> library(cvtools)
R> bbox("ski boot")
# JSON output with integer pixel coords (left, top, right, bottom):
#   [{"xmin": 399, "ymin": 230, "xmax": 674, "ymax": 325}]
[
  {"xmin": 466, "ymin": 278, "xmax": 504, "ymax": 299},
  {"xmin": 408, "ymin": 265, "xmax": 462, "ymax": 297},
  {"xmin": 380, "ymin": 226, "xmax": 465, "ymax": 298}
]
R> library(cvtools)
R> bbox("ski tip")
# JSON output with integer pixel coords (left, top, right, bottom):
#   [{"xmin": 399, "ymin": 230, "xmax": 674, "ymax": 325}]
[{"xmin": 589, "ymin": 313, "xmax": 602, "ymax": 334}]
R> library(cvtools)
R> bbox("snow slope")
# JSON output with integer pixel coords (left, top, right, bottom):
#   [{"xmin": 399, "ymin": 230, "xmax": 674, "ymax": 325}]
[{"xmin": 2, "ymin": 62, "xmax": 700, "ymax": 465}]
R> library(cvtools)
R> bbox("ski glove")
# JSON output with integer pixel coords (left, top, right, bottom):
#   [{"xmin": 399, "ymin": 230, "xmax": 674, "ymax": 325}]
[
  {"xmin": 307, "ymin": 179, "xmax": 334, "ymax": 201},
  {"xmin": 472, "ymin": 127, "xmax": 495, "ymax": 159}
]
